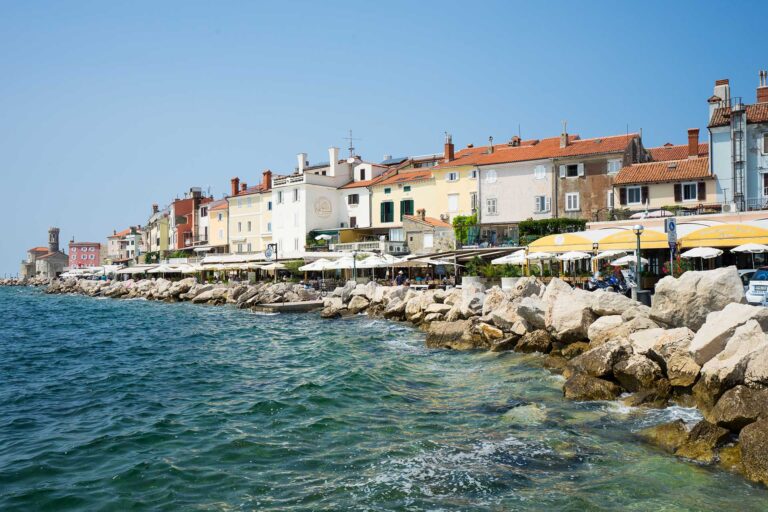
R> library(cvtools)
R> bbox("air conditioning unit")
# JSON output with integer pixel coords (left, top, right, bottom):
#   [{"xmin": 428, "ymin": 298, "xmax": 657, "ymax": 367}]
[
  {"xmin": 339, "ymin": 222, "xmax": 347, "ymax": 228},
  {"xmin": 722, "ymin": 202, "xmax": 739, "ymax": 213},
  {"xmin": 397, "ymin": 183, "xmax": 403, "ymax": 188},
  {"xmin": 439, "ymin": 213, "xmax": 449, "ymax": 222}
]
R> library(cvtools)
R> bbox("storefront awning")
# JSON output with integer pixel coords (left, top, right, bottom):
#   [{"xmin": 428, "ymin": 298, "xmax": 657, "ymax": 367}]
[{"xmin": 680, "ymin": 223, "xmax": 768, "ymax": 248}]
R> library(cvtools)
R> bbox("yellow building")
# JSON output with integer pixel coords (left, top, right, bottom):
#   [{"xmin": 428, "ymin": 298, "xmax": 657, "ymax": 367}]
[
  {"xmin": 427, "ymin": 135, "xmax": 479, "ymax": 222},
  {"xmin": 227, "ymin": 172, "xmax": 274, "ymax": 254},
  {"xmin": 369, "ymin": 170, "xmax": 436, "ymax": 241},
  {"xmin": 208, "ymin": 199, "xmax": 229, "ymax": 252}
]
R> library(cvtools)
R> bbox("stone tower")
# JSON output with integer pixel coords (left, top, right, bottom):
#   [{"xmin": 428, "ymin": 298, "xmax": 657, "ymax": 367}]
[{"xmin": 48, "ymin": 227, "xmax": 60, "ymax": 253}]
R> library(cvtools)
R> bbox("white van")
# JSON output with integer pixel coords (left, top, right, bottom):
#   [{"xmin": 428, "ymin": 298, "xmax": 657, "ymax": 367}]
[{"xmin": 745, "ymin": 268, "xmax": 768, "ymax": 304}]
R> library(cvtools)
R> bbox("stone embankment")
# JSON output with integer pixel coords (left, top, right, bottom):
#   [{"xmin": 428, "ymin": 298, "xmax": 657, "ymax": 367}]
[
  {"xmin": 14, "ymin": 266, "xmax": 768, "ymax": 486},
  {"xmin": 0, "ymin": 277, "xmax": 50, "ymax": 286}
]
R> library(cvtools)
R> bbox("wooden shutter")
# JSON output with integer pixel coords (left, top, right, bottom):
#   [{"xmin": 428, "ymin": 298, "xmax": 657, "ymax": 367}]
[
  {"xmin": 577, "ymin": 163, "xmax": 585, "ymax": 177},
  {"xmin": 380, "ymin": 202, "xmax": 386, "ymax": 223},
  {"xmin": 641, "ymin": 186, "xmax": 649, "ymax": 204},
  {"xmin": 545, "ymin": 197, "xmax": 551, "ymax": 212},
  {"xmin": 619, "ymin": 187, "xmax": 627, "ymax": 205},
  {"xmin": 559, "ymin": 165, "xmax": 566, "ymax": 178},
  {"xmin": 534, "ymin": 196, "xmax": 540, "ymax": 213},
  {"xmin": 673, "ymin": 183, "xmax": 682, "ymax": 202},
  {"xmin": 697, "ymin": 181, "xmax": 706, "ymax": 201}
]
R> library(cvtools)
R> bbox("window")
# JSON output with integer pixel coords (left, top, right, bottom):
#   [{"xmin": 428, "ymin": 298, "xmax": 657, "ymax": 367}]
[
  {"xmin": 247, "ymin": 221, "xmax": 252, "ymax": 232},
  {"xmin": 626, "ymin": 186, "xmax": 642, "ymax": 205},
  {"xmin": 294, "ymin": 238, "xmax": 299, "ymax": 251},
  {"xmin": 81, "ymin": 254, "xmax": 87, "ymax": 259},
  {"xmin": 237, "ymin": 198, "xmax": 242, "ymax": 208},
  {"xmin": 72, "ymin": 247, "xmax": 77, "ymax": 252},
  {"xmin": 218, "ymin": 229, "xmax": 224, "ymax": 240},
  {"xmin": 201, "ymin": 207, "xmax": 208, "ymax": 217},
  {"xmin": 470, "ymin": 169, "xmax": 478, "ymax": 179},
  {"xmin": 447, "ymin": 193, "xmax": 459, "ymax": 213},
  {"xmin": 403, "ymin": 185, "xmax": 411, "ymax": 192},
  {"xmin": 762, "ymin": 133, "xmax": 768, "ymax": 153},
  {"xmin": 565, "ymin": 193, "xmax": 580, "ymax": 211},
  {"xmin": 486, "ymin": 198, "xmax": 498, "ymax": 216},
  {"xmin": 359, "ymin": 168, "xmax": 366, "ymax": 181},
  {"xmin": 559, "ymin": 163, "xmax": 584, "ymax": 178},
  {"xmin": 349, "ymin": 216, "xmax": 357, "ymax": 228},
  {"xmin": 293, "ymin": 189, "xmax": 299, "ymax": 202},
  {"xmin": 246, "ymin": 197, "xmax": 252, "ymax": 207},
  {"xmin": 89, "ymin": 254, "xmax": 94, "ymax": 260},
  {"xmin": 384, "ymin": 187, "xmax": 392, "ymax": 194},
  {"xmin": 470, "ymin": 192, "xmax": 478, "ymax": 212},
  {"xmin": 266, "ymin": 222, "xmax": 272, "ymax": 232},
  {"xmin": 90, "ymin": 247, "xmax": 95, "ymax": 251},
  {"xmin": 380, "ymin": 201, "xmax": 395, "ymax": 223},
  {"xmin": 534, "ymin": 165, "xmax": 546, "ymax": 180},
  {"xmin": 277, "ymin": 191, "xmax": 284, "ymax": 204},
  {"xmin": 424, "ymin": 233, "xmax": 434, "ymax": 248},
  {"xmin": 534, "ymin": 195, "xmax": 548, "ymax": 213},
  {"xmin": 682, "ymin": 182, "xmax": 698, "ymax": 201},
  {"xmin": 204, "ymin": 227, "xmax": 208, "ymax": 240},
  {"xmin": 400, "ymin": 199, "xmax": 414, "ymax": 220},
  {"xmin": 268, "ymin": 201, "xmax": 272, "ymax": 211},
  {"xmin": 347, "ymin": 194, "xmax": 360, "ymax": 205},
  {"xmin": 247, "ymin": 243, "xmax": 252, "ymax": 252},
  {"xmin": 237, "ymin": 244, "xmax": 243, "ymax": 253},
  {"xmin": 607, "ymin": 190, "xmax": 614, "ymax": 208},
  {"xmin": 484, "ymin": 169, "xmax": 497, "ymax": 183},
  {"xmin": 446, "ymin": 172, "xmax": 459, "ymax": 182},
  {"xmin": 217, "ymin": 213, "xmax": 223, "ymax": 221},
  {"xmin": 607, "ymin": 159, "xmax": 622, "ymax": 174},
  {"xmin": 238, "ymin": 222, "xmax": 242, "ymax": 233}
]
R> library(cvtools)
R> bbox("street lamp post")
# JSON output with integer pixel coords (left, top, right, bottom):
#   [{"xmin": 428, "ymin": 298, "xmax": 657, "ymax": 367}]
[
  {"xmin": 592, "ymin": 242, "xmax": 599, "ymax": 276},
  {"xmin": 632, "ymin": 225, "xmax": 644, "ymax": 300}
]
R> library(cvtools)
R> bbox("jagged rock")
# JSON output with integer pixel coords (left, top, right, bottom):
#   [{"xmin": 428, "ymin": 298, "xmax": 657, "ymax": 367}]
[
  {"xmin": 383, "ymin": 297, "xmax": 407, "ymax": 320},
  {"xmin": 566, "ymin": 339, "xmax": 632, "ymax": 379},
  {"xmin": 622, "ymin": 379, "xmax": 671, "ymax": 408},
  {"xmin": 622, "ymin": 304, "xmax": 652, "ymax": 322},
  {"xmin": 718, "ymin": 444, "xmax": 742, "ymax": 472},
  {"xmin": 588, "ymin": 290, "xmax": 639, "ymax": 316},
  {"xmin": 613, "ymin": 354, "xmax": 663, "ymax": 392},
  {"xmin": 561, "ymin": 342, "xmax": 590, "ymax": 360},
  {"xmin": 320, "ymin": 306, "xmax": 342, "ymax": 319},
  {"xmin": 489, "ymin": 302, "xmax": 526, "ymax": 331},
  {"xmin": 422, "ymin": 312, "xmax": 443, "ymax": 323},
  {"xmin": 515, "ymin": 330, "xmax": 552, "ymax": 354},
  {"xmin": 516, "ymin": 296, "xmax": 545, "ymax": 330},
  {"xmin": 443, "ymin": 288, "xmax": 462, "ymax": 306},
  {"xmin": 675, "ymin": 420, "xmax": 730, "ymax": 464},
  {"xmin": 697, "ymin": 320, "xmax": 768, "ymax": 408},
  {"xmin": 191, "ymin": 289, "xmax": 215, "ymax": 303},
  {"xmin": 425, "ymin": 320, "xmax": 481, "ymax": 350},
  {"xmin": 588, "ymin": 316, "xmax": 660, "ymax": 349},
  {"xmin": 489, "ymin": 337, "xmax": 518, "ymax": 352},
  {"xmin": 543, "ymin": 354, "xmax": 568, "ymax": 373},
  {"xmin": 689, "ymin": 303, "xmax": 768, "ymax": 366},
  {"xmin": 745, "ymin": 344, "xmax": 768, "ymax": 387},
  {"xmin": 707, "ymin": 385, "xmax": 768, "ymax": 432},
  {"xmin": 628, "ymin": 328, "xmax": 667, "ymax": 356},
  {"xmin": 650, "ymin": 266, "xmax": 745, "ymax": 331},
  {"xmin": 425, "ymin": 303, "xmax": 452, "ymax": 315},
  {"xmin": 587, "ymin": 315, "xmax": 623, "ymax": 345},
  {"xmin": 475, "ymin": 322, "xmax": 504, "ymax": 344},
  {"xmin": 508, "ymin": 277, "xmax": 544, "ymax": 300},
  {"xmin": 646, "ymin": 327, "xmax": 699, "ymax": 387},
  {"xmin": 638, "ymin": 419, "xmax": 689, "ymax": 453},
  {"xmin": 563, "ymin": 374, "xmax": 621, "ymax": 401},
  {"xmin": 459, "ymin": 292, "xmax": 485, "ymax": 319},
  {"xmin": 347, "ymin": 295, "xmax": 370, "ymax": 314},
  {"xmin": 545, "ymin": 287, "xmax": 595, "ymax": 342},
  {"xmin": 740, "ymin": 419, "xmax": 768, "ymax": 486},
  {"xmin": 482, "ymin": 287, "xmax": 509, "ymax": 317}
]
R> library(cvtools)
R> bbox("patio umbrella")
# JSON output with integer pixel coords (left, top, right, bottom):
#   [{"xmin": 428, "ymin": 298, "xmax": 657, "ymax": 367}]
[
  {"xmin": 610, "ymin": 255, "xmax": 649, "ymax": 266},
  {"xmin": 593, "ymin": 250, "xmax": 628, "ymax": 261},
  {"xmin": 557, "ymin": 251, "xmax": 592, "ymax": 261},
  {"xmin": 681, "ymin": 247, "xmax": 723, "ymax": 260},
  {"xmin": 526, "ymin": 252, "xmax": 553, "ymax": 260},
  {"xmin": 491, "ymin": 250, "xmax": 526, "ymax": 265},
  {"xmin": 731, "ymin": 243, "xmax": 768, "ymax": 269},
  {"xmin": 299, "ymin": 258, "xmax": 333, "ymax": 271}
]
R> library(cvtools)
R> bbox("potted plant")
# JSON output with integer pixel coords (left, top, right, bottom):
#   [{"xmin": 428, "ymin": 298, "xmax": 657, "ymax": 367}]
[
  {"xmin": 462, "ymin": 256, "xmax": 485, "ymax": 287},
  {"xmin": 500, "ymin": 264, "xmax": 522, "ymax": 290}
]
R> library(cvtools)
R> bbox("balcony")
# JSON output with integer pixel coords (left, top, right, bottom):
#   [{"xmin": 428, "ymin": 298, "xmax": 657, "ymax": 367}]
[
  {"xmin": 331, "ymin": 240, "xmax": 409, "ymax": 255},
  {"xmin": 273, "ymin": 174, "xmax": 306, "ymax": 187}
]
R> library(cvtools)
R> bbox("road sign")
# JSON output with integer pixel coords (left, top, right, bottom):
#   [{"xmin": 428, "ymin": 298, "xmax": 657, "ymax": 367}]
[
  {"xmin": 665, "ymin": 218, "xmax": 677, "ymax": 245},
  {"xmin": 265, "ymin": 246, "xmax": 274, "ymax": 261}
]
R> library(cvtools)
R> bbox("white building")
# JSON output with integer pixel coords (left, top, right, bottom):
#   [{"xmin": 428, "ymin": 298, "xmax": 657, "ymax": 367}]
[
  {"xmin": 272, "ymin": 147, "xmax": 357, "ymax": 258},
  {"xmin": 337, "ymin": 161, "xmax": 388, "ymax": 229},
  {"xmin": 708, "ymin": 73, "xmax": 768, "ymax": 210}
]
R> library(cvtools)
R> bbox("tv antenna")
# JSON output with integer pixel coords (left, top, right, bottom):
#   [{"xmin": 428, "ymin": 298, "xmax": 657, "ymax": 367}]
[{"xmin": 345, "ymin": 129, "xmax": 361, "ymax": 158}]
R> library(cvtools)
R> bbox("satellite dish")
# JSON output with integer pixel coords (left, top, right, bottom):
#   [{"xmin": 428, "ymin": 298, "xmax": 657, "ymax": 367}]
[{"xmin": 346, "ymin": 157, "xmax": 356, "ymax": 164}]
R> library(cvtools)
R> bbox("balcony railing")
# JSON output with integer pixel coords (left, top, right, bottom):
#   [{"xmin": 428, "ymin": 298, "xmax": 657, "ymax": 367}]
[
  {"xmin": 273, "ymin": 174, "xmax": 306, "ymax": 187},
  {"xmin": 331, "ymin": 240, "xmax": 409, "ymax": 255}
]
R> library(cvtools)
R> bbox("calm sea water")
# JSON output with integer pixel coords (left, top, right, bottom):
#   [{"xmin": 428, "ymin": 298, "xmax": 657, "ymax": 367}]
[{"xmin": 1, "ymin": 286, "xmax": 766, "ymax": 511}]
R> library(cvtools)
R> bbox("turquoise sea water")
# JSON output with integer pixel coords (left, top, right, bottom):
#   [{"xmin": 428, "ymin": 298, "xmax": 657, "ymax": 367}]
[{"xmin": 1, "ymin": 287, "xmax": 767, "ymax": 511}]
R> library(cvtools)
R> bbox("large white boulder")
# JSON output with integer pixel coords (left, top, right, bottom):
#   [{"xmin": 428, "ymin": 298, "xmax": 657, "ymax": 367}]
[
  {"xmin": 647, "ymin": 327, "xmax": 699, "ymax": 387},
  {"xmin": 543, "ymin": 279, "xmax": 595, "ymax": 342},
  {"xmin": 517, "ymin": 296, "xmax": 545, "ymax": 330},
  {"xmin": 482, "ymin": 287, "xmax": 509, "ymax": 317},
  {"xmin": 588, "ymin": 290, "xmax": 640, "ymax": 317},
  {"xmin": 587, "ymin": 315, "xmax": 623, "ymax": 345},
  {"xmin": 650, "ymin": 266, "xmax": 745, "ymax": 331},
  {"xmin": 689, "ymin": 303, "xmax": 768, "ymax": 365}
]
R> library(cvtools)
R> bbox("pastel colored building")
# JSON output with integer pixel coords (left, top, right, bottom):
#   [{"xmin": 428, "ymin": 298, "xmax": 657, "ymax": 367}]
[
  {"xmin": 369, "ymin": 169, "xmax": 435, "ymax": 243},
  {"xmin": 68, "ymin": 241, "xmax": 102, "ymax": 268},
  {"xmin": 227, "ymin": 171, "xmax": 274, "ymax": 254},
  {"xmin": 170, "ymin": 188, "xmax": 213, "ymax": 251},
  {"xmin": 208, "ymin": 199, "xmax": 229, "ymax": 253},
  {"xmin": 145, "ymin": 204, "xmax": 171, "ymax": 255}
]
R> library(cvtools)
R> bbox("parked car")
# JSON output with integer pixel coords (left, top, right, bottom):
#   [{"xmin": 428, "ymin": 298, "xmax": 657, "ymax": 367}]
[
  {"xmin": 744, "ymin": 268, "xmax": 768, "ymax": 304},
  {"xmin": 739, "ymin": 269, "xmax": 757, "ymax": 291}
]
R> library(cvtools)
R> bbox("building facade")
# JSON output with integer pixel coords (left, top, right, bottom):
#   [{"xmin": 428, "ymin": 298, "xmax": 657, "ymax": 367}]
[
  {"xmin": 170, "ymin": 188, "xmax": 213, "ymax": 251},
  {"xmin": 208, "ymin": 199, "xmax": 229, "ymax": 253},
  {"xmin": 68, "ymin": 240, "xmax": 102, "ymax": 268},
  {"xmin": 227, "ymin": 171, "xmax": 273, "ymax": 254},
  {"xmin": 403, "ymin": 210, "xmax": 455, "ymax": 254}
]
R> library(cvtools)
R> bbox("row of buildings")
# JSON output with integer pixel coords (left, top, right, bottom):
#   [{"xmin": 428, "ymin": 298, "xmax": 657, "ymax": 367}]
[{"xmin": 19, "ymin": 71, "xmax": 768, "ymax": 277}]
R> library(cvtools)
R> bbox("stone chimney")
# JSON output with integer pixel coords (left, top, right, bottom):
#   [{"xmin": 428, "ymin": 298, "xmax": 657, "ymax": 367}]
[
  {"xmin": 240, "ymin": 182, "xmax": 247, "ymax": 193},
  {"xmin": 152, "ymin": 203, "xmax": 159, "ymax": 214},
  {"xmin": 758, "ymin": 70, "xmax": 768, "ymax": 104},
  {"xmin": 297, "ymin": 153, "xmax": 307, "ymax": 174},
  {"xmin": 444, "ymin": 133, "xmax": 454, "ymax": 162},
  {"xmin": 560, "ymin": 121, "xmax": 569, "ymax": 148},
  {"xmin": 488, "ymin": 136, "xmax": 494, "ymax": 153},
  {"xmin": 230, "ymin": 177, "xmax": 240, "ymax": 196},
  {"xmin": 48, "ymin": 227, "xmax": 60, "ymax": 253},
  {"xmin": 418, "ymin": 208, "xmax": 426, "ymax": 221},
  {"xmin": 687, "ymin": 128, "xmax": 700, "ymax": 158},
  {"xmin": 262, "ymin": 169, "xmax": 272, "ymax": 190},
  {"xmin": 328, "ymin": 147, "xmax": 339, "ymax": 176}
]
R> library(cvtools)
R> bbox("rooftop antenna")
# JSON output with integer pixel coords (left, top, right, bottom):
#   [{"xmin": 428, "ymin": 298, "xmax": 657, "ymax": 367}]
[
  {"xmin": 518, "ymin": 123, "xmax": 521, "ymax": 139},
  {"xmin": 345, "ymin": 129, "xmax": 361, "ymax": 158}
]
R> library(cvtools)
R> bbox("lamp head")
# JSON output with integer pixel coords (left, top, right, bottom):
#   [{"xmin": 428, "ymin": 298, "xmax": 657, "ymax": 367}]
[
  {"xmin": 633, "ymin": 224, "xmax": 645, "ymax": 236},
  {"xmin": 592, "ymin": 242, "xmax": 599, "ymax": 251}
]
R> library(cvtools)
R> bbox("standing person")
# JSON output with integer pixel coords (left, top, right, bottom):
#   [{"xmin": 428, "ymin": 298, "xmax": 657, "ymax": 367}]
[{"xmin": 395, "ymin": 271, "xmax": 406, "ymax": 286}]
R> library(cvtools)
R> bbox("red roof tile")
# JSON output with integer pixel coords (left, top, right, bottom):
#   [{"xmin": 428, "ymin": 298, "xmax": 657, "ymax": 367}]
[
  {"xmin": 372, "ymin": 170, "xmax": 434, "ymax": 187},
  {"xmin": 28, "ymin": 246, "xmax": 49, "ymax": 253},
  {"xmin": 403, "ymin": 215, "xmax": 452, "ymax": 228},
  {"xmin": 709, "ymin": 103, "xmax": 768, "ymax": 127},
  {"xmin": 614, "ymin": 157, "xmax": 711, "ymax": 185},
  {"xmin": 209, "ymin": 199, "xmax": 228, "ymax": 210},
  {"xmin": 434, "ymin": 133, "xmax": 638, "ymax": 169},
  {"xmin": 649, "ymin": 143, "xmax": 708, "ymax": 161},
  {"xmin": 108, "ymin": 228, "xmax": 133, "ymax": 238}
]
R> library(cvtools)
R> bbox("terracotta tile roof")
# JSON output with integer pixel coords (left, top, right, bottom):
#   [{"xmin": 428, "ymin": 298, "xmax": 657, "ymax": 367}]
[
  {"xmin": 709, "ymin": 103, "xmax": 768, "ymax": 127},
  {"xmin": 108, "ymin": 228, "xmax": 133, "ymax": 238},
  {"xmin": 434, "ymin": 133, "xmax": 638, "ymax": 169},
  {"xmin": 339, "ymin": 168, "xmax": 401, "ymax": 189},
  {"xmin": 372, "ymin": 170, "xmax": 434, "ymax": 187},
  {"xmin": 38, "ymin": 251, "xmax": 66, "ymax": 260},
  {"xmin": 404, "ymin": 214, "xmax": 452, "ymax": 228},
  {"xmin": 614, "ymin": 157, "xmax": 711, "ymax": 185},
  {"xmin": 649, "ymin": 143, "xmax": 708, "ymax": 161},
  {"xmin": 28, "ymin": 246, "xmax": 49, "ymax": 253},
  {"xmin": 209, "ymin": 199, "xmax": 228, "ymax": 210}
]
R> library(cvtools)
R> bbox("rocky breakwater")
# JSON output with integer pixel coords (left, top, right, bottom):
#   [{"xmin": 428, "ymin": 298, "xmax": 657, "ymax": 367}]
[
  {"xmin": 320, "ymin": 266, "xmax": 768, "ymax": 487},
  {"xmin": 0, "ymin": 277, "xmax": 50, "ymax": 287},
  {"xmin": 45, "ymin": 277, "xmax": 321, "ymax": 308}
]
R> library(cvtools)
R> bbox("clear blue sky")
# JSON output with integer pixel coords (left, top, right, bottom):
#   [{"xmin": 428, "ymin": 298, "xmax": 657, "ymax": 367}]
[{"xmin": 1, "ymin": 0, "xmax": 766, "ymax": 275}]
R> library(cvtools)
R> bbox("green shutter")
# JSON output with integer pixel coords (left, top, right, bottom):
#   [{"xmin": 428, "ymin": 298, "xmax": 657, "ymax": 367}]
[{"xmin": 380, "ymin": 202, "xmax": 386, "ymax": 223}]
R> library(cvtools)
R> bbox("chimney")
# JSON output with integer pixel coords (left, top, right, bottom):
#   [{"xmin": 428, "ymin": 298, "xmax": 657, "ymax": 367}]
[
  {"xmin": 262, "ymin": 169, "xmax": 272, "ymax": 190},
  {"xmin": 240, "ymin": 182, "xmax": 247, "ymax": 193},
  {"xmin": 687, "ymin": 128, "xmax": 700, "ymax": 158},
  {"xmin": 383, "ymin": 154, "xmax": 392, "ymax": 161},
  {"xmin": 758, "ymin": 70, "xmax": 768, "ymax": 104},
  {"xmin": 488, "ymin": 136, "xmax": 494, "ymax": 153},
  {"xmin": 230, "ymin": 177, "xmax": 240, "ymax": 196},
  {"xmin": 297, "ymin": 153, "xmax": 307, "ymax": 174},
  {"xmin": 328, "ymin": 147, "xmax": 339, "ymax": 176},
  {"xmin": 419, "ymin": 208, "xmax": 426, "ymax": 221},
  {"xmin": 444, "ymin": 132, "xmax": 454, "ymax": 162},
  {"xmin": 560, "ymin": 121, "xmax": 569, "ymax": 148},
  {"xmin": 152, "ymin": 203, "xmax": 158, "ymax": 213}
]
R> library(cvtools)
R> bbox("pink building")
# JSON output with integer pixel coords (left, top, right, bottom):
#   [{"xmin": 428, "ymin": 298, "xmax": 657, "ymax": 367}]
[{"xmin": 68, "ymin": 241, "xmax": 102, "ymax": 268}]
